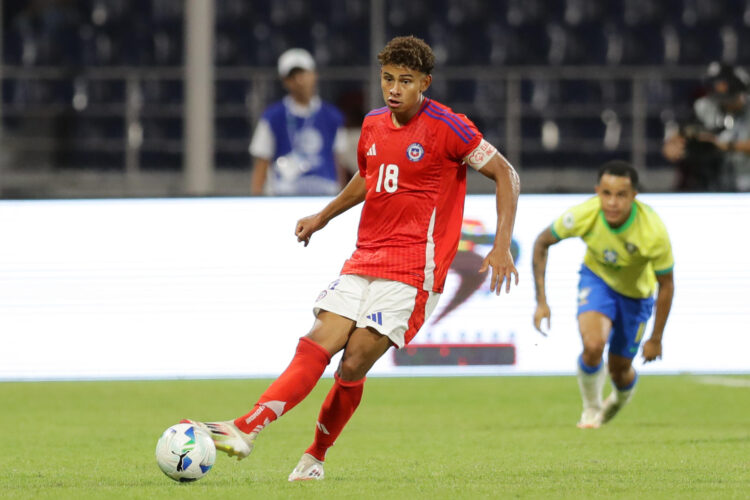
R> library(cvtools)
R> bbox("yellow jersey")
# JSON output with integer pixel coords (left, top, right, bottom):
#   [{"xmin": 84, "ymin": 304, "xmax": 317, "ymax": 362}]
[{"xmin": 550, "ymin": 196, "xmax": 674, "ymax": 299}]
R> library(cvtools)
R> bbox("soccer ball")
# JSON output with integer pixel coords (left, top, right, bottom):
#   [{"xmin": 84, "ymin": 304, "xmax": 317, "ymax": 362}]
[{"xmin": 155, "ymin": 423, "xmax": 216, "ymax": 482}]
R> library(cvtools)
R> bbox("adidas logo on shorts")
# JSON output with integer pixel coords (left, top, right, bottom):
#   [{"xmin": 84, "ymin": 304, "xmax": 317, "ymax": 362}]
[{"xmin": 365, "ymin": 311, "xmax": 383, "ymax": 325}]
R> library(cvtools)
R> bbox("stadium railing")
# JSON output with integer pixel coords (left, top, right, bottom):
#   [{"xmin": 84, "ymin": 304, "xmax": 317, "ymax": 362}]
[{"xmin": 0, "ymin": 64, "xmax": 706, "ymax": 197}]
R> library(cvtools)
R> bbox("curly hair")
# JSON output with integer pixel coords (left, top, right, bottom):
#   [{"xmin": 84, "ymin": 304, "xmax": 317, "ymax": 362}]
[{"xmin": 377, "ymin": 36, "xmax": 435, "ymax": 74}]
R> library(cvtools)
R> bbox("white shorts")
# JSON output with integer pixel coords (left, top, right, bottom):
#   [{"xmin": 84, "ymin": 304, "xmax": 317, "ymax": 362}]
[{"xmin": 313, "ymin": 274, "xmax": 441, "ymax": 348}]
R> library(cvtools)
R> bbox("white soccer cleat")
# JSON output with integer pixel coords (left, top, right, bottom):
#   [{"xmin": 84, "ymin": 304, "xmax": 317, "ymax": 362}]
[
  {"xmin": 288, "ymin": 453, "xmax": 325, "ymax": 481},
  {"xmin": 600, "ymin": 392, "xmax": 622, "ymax": 424},
  {"xmin": 180, "ymin": 419, "xmax": 256, "ymax": 460},
  {"xmin": 576, "ymin": 407, "xmax": 602, "ymax": 429}
]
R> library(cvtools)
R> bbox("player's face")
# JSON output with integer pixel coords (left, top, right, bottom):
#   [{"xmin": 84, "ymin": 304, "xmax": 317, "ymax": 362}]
[
  {"xmin": 380, "ymin": 64, "xmax": 431, "ymax": 123},
  {"xmin": 595, "ymin": 174, "xmax": 637, "ymax": 227}
]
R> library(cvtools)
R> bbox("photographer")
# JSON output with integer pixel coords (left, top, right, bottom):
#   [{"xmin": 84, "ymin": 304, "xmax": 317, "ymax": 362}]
[{"xmin": 663, "ymin": 63, "xmax": 750, "ymax": 192}]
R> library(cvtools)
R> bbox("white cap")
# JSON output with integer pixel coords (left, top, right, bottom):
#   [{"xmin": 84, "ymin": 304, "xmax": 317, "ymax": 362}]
[{"xmin": 277, "ymin": 48, "xmax": 316, "ymax": 78}]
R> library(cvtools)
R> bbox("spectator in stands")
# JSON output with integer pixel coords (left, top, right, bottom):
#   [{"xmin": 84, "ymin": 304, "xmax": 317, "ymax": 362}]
[
  {"xmin": 335, "ymin": 89, "xmax": 366, "ymax": 184},
  {"xmin": 663, "ymin": 62, "xmax": 750, "ymax": 191},
  {"xmin": 249, "ymin": 48, "xmax": 347, "ymax": 195}
]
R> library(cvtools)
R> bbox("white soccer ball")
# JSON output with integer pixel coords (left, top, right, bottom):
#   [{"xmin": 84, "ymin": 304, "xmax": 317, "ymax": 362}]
[{"xmin": 155, "ymin": 423, "xmax": 216, "ymax": 482}]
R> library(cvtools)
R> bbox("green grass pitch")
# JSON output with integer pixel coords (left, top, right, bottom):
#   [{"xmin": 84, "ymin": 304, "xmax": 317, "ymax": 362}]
[{"xmin": 1, "ymin": 375, "xmax": 748, "ymax": 499}]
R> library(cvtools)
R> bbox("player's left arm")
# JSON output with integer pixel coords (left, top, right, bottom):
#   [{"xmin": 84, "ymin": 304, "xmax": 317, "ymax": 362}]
[
  {"xmin": 643, "ymin": 271, "xmax": 674, "ymax": 362},
  {"xmin": 473, "ymin": 147, "xmax": 521, "ymax": 295}
]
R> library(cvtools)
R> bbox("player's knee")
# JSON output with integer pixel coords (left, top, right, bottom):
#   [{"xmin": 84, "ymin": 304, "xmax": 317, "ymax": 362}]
[
  {"xmin": 338, "ymin": 356, "xmax": 368, "ymax": 381},
  {"xmin": 305, "ymin": 313, "xmax": 354, "ymax": 355},
  {"xmin": 608, "ymin": 364, "xmax": 632, "ymax": 386},
  {"xmin": 581, "ymin": 338, "xmax": 605, "ymax": 359},
  {"xmin": 610, "ymin": 370, "xmax": 630, "ymax": 387},
  {"xmin": 611, "ymin": 374, "xmax": 630, "ymax": 388}
]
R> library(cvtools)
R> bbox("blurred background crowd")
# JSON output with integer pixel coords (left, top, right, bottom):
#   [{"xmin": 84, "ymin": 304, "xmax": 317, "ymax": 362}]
[{"xmin": 2, "ymin": 0, "xmax": 750, "ymax": 197}]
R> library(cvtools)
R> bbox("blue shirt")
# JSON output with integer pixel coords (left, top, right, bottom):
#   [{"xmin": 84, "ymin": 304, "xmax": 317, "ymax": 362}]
[{"xmin": 257, "ymin": 96, "xmax": 343, "ymax": 195}]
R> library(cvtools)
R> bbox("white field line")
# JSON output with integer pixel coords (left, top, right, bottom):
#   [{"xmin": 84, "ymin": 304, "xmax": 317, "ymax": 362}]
[{"xmin": 694, "ymin": 376, "xmax": 750, "ymax": 388}]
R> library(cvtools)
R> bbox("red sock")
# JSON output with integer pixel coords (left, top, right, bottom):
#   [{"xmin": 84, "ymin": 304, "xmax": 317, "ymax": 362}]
[
  {"xmin": 305, "ymin": 373, "xmax": 365, "ymax": 461},
  {"xmin": 234, "ymin": 337, "xmax": 330, "ymax": 434}
]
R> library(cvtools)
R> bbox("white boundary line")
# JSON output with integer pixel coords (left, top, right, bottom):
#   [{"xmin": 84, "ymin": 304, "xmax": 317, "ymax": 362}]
[{"xmin": 694, "ymin": 376, "xmax": 750, "ymax": 388}]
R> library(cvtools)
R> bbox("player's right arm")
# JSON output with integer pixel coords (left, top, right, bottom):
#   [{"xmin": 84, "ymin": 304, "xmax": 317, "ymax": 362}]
[
  {"xmin": 295, "ymin": 172, "xmax": 366, "ymax": 247},
  {"xmin": 532, "ymin": 226, "xmax": 561, "ymax": 335}
]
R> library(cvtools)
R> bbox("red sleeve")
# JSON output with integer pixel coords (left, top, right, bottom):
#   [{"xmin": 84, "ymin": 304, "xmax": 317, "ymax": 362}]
[{"xmin": 442, "ymin": 113, "xmax": 482, "ymax": 163}]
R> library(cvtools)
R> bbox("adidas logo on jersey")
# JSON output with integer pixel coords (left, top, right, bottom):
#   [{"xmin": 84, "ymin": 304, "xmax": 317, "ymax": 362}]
[
  {"xmin": 366, "ymin": 144, "xmax": 377, "ymax": 156},
  {"xmin": 365, "ymin": 311, "xmax": 383, "ymax": 325}
]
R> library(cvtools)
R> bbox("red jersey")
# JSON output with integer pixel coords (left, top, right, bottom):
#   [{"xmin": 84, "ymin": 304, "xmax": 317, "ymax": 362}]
[{"xmin": 340, "ymin": 98, "xmax": 484, "ymax": 293}]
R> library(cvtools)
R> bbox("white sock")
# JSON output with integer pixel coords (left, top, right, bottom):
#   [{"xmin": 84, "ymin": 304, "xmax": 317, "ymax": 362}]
[
  {"xmin": 577, "ymin": 355, "xmax": 606, "ymax": 410},
  {"xmin": 613, "ymin": 373, "xmax": 638, "ymax": 406}
]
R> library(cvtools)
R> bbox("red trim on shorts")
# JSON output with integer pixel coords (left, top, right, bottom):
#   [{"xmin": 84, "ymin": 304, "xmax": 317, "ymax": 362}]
[{"xmin": 404, "ymin": 288, "xmax": 429, "ymax": 345}]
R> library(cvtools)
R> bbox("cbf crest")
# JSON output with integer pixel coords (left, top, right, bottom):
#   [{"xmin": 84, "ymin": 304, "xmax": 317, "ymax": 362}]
[
  {"xmin": 603, "ymin": 249, "xmax": 618, "ymax": 264},
  {"xmin": 406, "ymin": 142, "xmax": 425, "ymax": 162}
]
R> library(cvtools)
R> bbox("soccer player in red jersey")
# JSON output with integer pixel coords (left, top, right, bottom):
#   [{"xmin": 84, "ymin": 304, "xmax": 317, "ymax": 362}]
[{"xmin": 183, "ymin": 36, "xmax": 520, "ymax": 481}]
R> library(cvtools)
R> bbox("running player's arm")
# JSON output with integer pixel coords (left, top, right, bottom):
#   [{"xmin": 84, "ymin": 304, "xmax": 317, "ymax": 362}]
[
  {"xmin": 295, "ymin": 172, "xmax": 366, "ymax": 247},
  {"xmin": 475, "ymin": 150, "xmax": 521, "ymax": 295},
  {"xmin": 531, "ymin": 227, "xmax": 561, "ymax": 335},
  {"xmin": 642, "ymin": 270, "xmax": 674, "ymax": 362}
]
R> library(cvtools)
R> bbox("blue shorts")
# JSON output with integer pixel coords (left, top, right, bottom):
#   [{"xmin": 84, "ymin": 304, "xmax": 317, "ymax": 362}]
[{"xmin": 577, "ymin": 265, "xmax": 655, "ymax": 359}]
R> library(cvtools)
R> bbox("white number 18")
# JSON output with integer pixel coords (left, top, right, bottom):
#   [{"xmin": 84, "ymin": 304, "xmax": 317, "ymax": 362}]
[{"xmin": 376, "ymin": 163, "xmax": 399, "ymax": 193}]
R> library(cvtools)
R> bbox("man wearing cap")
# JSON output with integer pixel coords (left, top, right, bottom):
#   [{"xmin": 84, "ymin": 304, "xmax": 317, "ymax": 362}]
[
  {"xmin": 663, "ymin": 62, "xmax": 750, "ymax": 191},
  {"xmin": 249, "ymin": 48, "xmax": 347, "ymax": 195}
]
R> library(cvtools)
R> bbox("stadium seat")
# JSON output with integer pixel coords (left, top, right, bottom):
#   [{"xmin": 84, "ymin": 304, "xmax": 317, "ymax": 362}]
[
  {"xmin": 618, "ymin": 0, "xmax": 671, "ymax": 27},
  {"xmin": 521, "ymin": 79, "xmax": 561, "ymax": 111},
  {"xmin": 140, "ymin": 117, "xmax": 182, "ymax": 141},
  {"xmin": 503, "ymin": 23, "xmax": 551, "ymax": 65},
  {"xmin": 215, "ymin": 32, "xmax": 240, "ymax": 66},
  {"xmin": 140, "ymin": 150, "xmax": 181, "ymax": 170},
  {"xmin": 678, "ymin": 0, "xmax": 728, "ymax": 27},
  {"xmin": 141, "ymin": 79, "xmax": 183, "ymax": 105},
  {"xmin": 553, "ymin": 23, "xmax": 609, "ymax": 65},
  {"xmin": 558, "ymin": 80, "xmax": 604, "ymax": 106},
  {"xmin": 216, "ymin": 80, "xmax": 248, "ymax": 106},
  {"xmin": 673, "ymin": 24, "xmax": 724, "ymax": 64},
  {"xmin": 445, "ymin": 80, "xmax": 477, "ymax": 105},
  {"xmin": 385, "ymin": 1, "xmax": 435, "ymax": 42},
  {"xmin": 3, "ymin": 0, "xmax": 747, "ymax": 177},
  {"xmin": 473, "ymin": 80, "xmax": 506, "ymax": 111},
  {"xmin": 215, "ymin": 116, "xmax": 250, "ymax": 141},
  {"xmin": 505, "ymin": 0, "xmax": 562, "ymax": 27},
  {"xmin": 151, "ymin": 30, "xmax": 183, "ymax": 65},
  {"xmin": 87, "ymin": 79, "xmax": 127, "ymax": 105},
  {"xmin": 599, "ymin": 80, "xmax": 633, "ymax": 106},
  {"xmin": 619, "ymin": 23, "xmax": 667, "ymax": 64},
  {"xmin": 215, "ymin": 150, "xmax": 249, "ymax": 170},
  {"xmin": 728, "ymin": 24, "xmax": 750, "ymax": 65}
]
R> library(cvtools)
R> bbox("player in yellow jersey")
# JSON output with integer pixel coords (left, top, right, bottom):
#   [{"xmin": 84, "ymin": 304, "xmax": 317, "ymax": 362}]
[{"xmin": 532, "ymin": 161, "xmax": 674, "ymax": 428}]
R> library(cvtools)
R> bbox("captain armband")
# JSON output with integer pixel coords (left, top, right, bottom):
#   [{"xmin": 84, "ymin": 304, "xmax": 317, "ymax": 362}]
[{"xmin": 463, "ymin": 138, "xmax": 498, "ymax": 170}]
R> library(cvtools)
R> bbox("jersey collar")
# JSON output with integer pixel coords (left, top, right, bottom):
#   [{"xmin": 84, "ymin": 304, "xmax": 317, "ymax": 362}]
[
  {"xmin": 389, "ymin": 97, "xmax": 431, "ymax": 129},
  {"xmin": 600, "ymin": 202, "xmax": 638, "ymax": 234}
]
